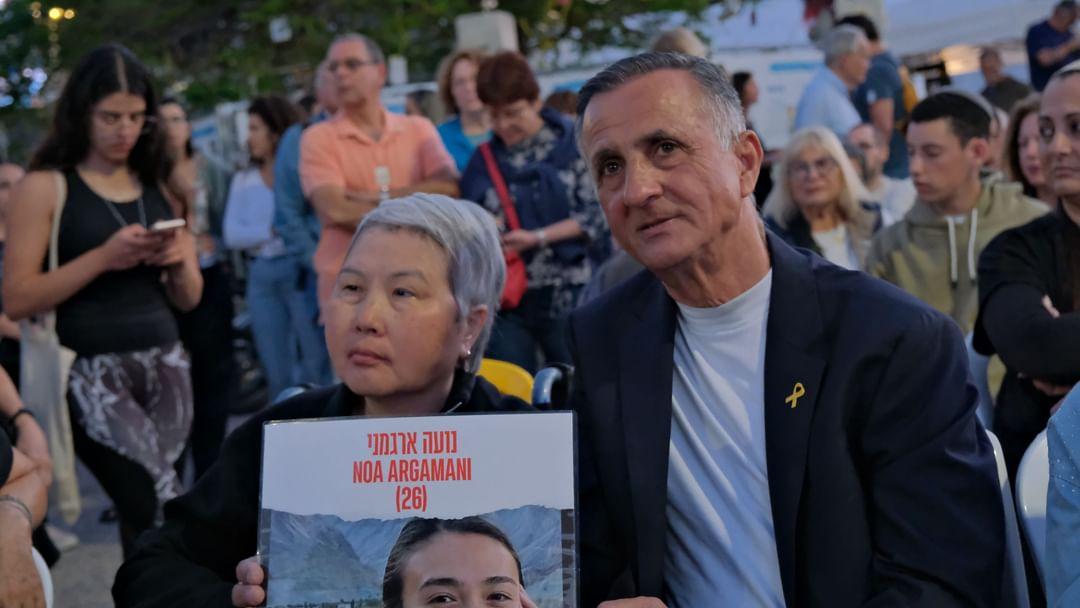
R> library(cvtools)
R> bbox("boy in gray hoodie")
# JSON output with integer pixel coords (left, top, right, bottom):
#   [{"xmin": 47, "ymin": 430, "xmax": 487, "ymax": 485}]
[{"xmin": 866, "ymin": 91, "xmax": 1047, "ymax": 333}]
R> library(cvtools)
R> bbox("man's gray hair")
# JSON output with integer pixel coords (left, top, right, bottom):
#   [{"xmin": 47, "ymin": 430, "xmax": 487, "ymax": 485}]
[
  {"xmin": 575, "ymin": 52, "xmax": 745, "ymax": 150},
  {"xmin": 822, "ymin": 25, "xmax": 867, "ymax": 66},
  {"xmin": 348, "ymin": 194, "xmax": 505, "ymax": 374},
  {"xmin": 330, "ymin": 32, "xmax": 385, "ymax": 65},
  {"xmin": 649, "ymin": 27, "xmax": 708, "ymax": 58}
]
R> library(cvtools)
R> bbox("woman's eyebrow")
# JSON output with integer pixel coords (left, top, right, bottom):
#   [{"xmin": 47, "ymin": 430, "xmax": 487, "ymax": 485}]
[
  {"xmin": 388, "ymin": 270, "xmax": 428, "ymax": 281},
  {"xmin": 419, "ymin": 577, "xmax": 461, "ymax": 589},
  {"xmin": 1040, "ymin": 112, "xmax": 1080, "ymax": 121}
]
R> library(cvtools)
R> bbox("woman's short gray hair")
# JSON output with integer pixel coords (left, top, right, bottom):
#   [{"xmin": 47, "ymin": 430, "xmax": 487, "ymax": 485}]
[
  {"xmin": 575, "ymin": 51, "xmax": 745, "ymax": 151},
  {"xmin": 348, "ymin": 194, "xmax": 505, "ymax": 373}
]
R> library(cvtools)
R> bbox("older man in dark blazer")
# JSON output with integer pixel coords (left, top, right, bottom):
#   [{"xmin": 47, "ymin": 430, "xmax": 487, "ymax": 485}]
[{"xmin": 571, "ymin": 52, "xmax": 1004, "ymax": 608}]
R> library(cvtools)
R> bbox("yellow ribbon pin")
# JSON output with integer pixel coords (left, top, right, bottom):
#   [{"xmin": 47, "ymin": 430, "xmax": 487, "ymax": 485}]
[{"xmin": 785, "ymin": 382, "xmax": 806, "ymax": 409}]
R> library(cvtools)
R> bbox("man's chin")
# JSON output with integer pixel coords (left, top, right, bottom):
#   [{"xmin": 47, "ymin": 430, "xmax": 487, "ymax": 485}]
[
  {"xmin": 915, "ymin": 190, "xmax": 938, "ymax": 204},
  {"xmin": 630, "ymin": 245, "xmax": 689, "ymax": 275}
]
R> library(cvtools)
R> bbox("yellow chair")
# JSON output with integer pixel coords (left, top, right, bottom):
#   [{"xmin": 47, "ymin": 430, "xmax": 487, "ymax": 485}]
[{"xmin": 477, "ymin": 358, "xmax": 534, "ymax": 402}]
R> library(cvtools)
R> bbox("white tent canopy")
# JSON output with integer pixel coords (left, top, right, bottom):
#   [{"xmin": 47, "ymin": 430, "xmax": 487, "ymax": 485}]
[
  {"xmin": 887, "ymin": 0, "xmax": 1057, "ymax": 56},
  {"xmin": 591, "ymin": 0, "xmax": 1062, "ymax": 58}
]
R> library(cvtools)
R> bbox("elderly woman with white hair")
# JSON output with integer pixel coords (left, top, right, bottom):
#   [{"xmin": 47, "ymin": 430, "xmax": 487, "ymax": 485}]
[
  {"xmin": 763, "ymin": 126, "xmax": 883, "ymax": 270},
  {"xmin": 112, "ymin": 193, "xmax": 534, "ymax": 608}
]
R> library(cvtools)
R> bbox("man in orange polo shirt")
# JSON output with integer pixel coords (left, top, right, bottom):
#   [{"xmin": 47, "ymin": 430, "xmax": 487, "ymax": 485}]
[{"xmin": 300, "ymin": 33, "xmax": 459, "ymax": 308}]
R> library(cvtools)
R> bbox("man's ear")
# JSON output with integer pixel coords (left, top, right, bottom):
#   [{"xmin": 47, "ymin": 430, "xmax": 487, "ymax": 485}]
[
  {"xmin": 735, "ymin": 130, "xmax": 765, "ymax": 199},
  {"xmin": 966, "ymin": 136, "xmax": 992, "ymax": 165}
]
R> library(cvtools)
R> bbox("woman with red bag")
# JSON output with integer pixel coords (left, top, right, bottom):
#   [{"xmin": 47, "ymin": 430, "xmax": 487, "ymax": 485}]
[{"xmin": 459, "ymin": 52, "xmax": 609, "ymax": 373}]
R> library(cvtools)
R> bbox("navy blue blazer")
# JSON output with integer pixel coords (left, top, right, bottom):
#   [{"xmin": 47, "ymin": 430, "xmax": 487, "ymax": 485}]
[{"xmin": 569, "ymin": 235, "xmax": 1004, "ymax": 607}]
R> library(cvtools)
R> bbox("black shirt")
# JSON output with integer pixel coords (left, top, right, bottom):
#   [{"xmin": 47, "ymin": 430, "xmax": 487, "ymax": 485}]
[
  {"xmin": 974, "ymin": 208, "xmax": 1080, "ymax": 475},
  {"xmin": 982, "ymin": 76, "xmax": 1033, "ymax": 113},
  {"xmin": 55, "ymin": 171, "xmax": 178, "ymax": 356},
  {"xmin": 1026, "ymin": 19, "xmax": 1080, "ymax": 91},
  {"xmin": 112, "ymin": 374, "xmax": 533, "ymax": 608}
]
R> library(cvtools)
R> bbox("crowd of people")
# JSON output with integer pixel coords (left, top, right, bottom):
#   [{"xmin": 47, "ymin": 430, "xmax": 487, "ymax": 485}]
[{"xmin": 0, "ymin": 2, "xmax": 1078, "ymax": 607}]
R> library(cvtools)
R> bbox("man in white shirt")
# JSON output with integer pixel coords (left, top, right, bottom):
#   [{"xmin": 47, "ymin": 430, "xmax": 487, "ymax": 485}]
[
  {"xmin": 571, "ymin": 51, "xmax": 1004, "ymax": 608},
  {"xmin": 793, "ymin": 25, "xmax": 871, "ymax": 138},
  {"xmin": 847, "ymin": 122, "xmax": 915, "ymax": 224}
]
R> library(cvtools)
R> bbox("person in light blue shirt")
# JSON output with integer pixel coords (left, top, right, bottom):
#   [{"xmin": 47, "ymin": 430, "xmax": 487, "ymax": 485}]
[
  {"xmin": 837, "ymin": 14, "xmax": 911, "ymax": 179},
  {"xmin": 794, "ymin": 25, "xmax": 870, "ymax": 139},
  {"xmin": 273, "ymin": 61, "xmax": 336, "ymax": 277},
  {"xmin": 225, "ymin": 96, "xmax": 308, "ymax": 403},
  {"xmin": 1047, "ymin": 385, "xmax": 1080, "ymax": 607},
  {"xmin": 271, "ymin": 62, "xmax": 336, "ymax": 388},
  {"xmin": 435, "ymin": 49, "xmax": 491, "ymax": 173}
]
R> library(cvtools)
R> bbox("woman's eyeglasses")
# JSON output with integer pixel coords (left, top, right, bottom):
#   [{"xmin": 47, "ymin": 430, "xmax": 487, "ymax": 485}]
[
  {"xmin": 327, "ymin": 58, "xmax": 380, "ymax": 73},
  {"xmin": 789, "ymin": 157, "xmax": 838, "ymax": 179}
]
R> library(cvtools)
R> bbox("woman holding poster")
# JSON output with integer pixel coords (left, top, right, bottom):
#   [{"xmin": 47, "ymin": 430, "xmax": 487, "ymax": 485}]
[{"xmin": 112, "ymin": 194, "xmax": 535, "ymax": 608}]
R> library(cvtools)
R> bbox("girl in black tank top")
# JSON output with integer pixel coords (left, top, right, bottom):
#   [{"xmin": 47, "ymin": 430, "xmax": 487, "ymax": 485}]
[
  {"xmin": 56, "ymin": 171, "xmax": 180, "ymax": 355},
  {"xmin": 2, "ymin": 44, "xmax": 203, "ymax": 557}
]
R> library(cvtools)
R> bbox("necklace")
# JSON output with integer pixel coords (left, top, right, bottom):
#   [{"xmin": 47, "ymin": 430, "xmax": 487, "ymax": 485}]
[
  {"xmin": 77, "ymin": 167, "xmax": 149, "ymax": 228},
  {"xmin": 99, "ymin": 194, "xmax": 147, "ymax": 229}
]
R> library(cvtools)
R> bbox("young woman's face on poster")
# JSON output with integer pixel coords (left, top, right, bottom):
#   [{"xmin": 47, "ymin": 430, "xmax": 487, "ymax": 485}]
[{"xmin": 399, "ymin": 531, "xmax": 526, "ymax": 607}]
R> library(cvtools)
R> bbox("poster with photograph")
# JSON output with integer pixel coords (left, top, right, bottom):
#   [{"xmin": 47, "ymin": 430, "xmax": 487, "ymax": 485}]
[{"xmin": 258, "ymin": 411, "xmax": 576, "ymax": 608}]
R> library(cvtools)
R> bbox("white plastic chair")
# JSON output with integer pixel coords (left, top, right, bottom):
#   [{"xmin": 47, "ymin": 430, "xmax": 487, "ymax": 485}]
[
  {"xmin": 966, "ymin": 333, "xmax": 995, "ymax": 430},
  {"xmin": 986, "ymin": 430, "xmax": 1031, "ymax": 608},
  {"xmin": 1016, "ymin": 430, "xmax": 1050, "ymax": 588},
  {"xmin": 31, "ymin": 547, "xmax": 53, "ymax": 608}
]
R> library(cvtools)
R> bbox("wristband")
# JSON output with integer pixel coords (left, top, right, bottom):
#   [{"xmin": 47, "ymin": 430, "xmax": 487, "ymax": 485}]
[
  {"xmin": 11, "ymin": 409, "xmax": 35, "ymax": 424},
  {"xmin": 535, "ymin": 229, "xmax": 548, "ymax": 249},
  {"xmin": 0, "ymin": 495, "xmax": 33, "ymax": 528}
]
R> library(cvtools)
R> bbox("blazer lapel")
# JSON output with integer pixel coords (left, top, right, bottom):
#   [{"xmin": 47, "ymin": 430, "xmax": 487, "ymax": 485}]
[
  {"xmin": 618, "ymin": 276, "xmax": 677, "ymax": 596},
  {"xmin": 763, "ymin": 235, "xmax": 827, "ymax": 608}
]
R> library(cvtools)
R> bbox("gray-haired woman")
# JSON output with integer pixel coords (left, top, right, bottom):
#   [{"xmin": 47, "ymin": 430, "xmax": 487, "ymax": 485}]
[
  {"xmin": 763, "ymin": 126, "xmax": 882, "ymax": 270},
  {"xmin": 112, "ymin": 193, "xmax": 535, "ymax": 608}
]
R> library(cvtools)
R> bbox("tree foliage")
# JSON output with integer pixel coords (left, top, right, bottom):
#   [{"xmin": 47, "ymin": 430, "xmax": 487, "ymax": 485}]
[{"xmin": 0, "ymin": 0, "xmax": 745, "ymax": 158}]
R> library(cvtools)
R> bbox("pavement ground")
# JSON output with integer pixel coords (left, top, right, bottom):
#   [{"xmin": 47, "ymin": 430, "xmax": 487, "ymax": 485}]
[{"xmin": 48, "ymin": 412, "xmax": 252, "ymax": 607}]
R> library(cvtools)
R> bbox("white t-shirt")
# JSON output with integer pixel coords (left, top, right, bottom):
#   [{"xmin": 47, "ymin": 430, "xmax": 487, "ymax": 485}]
[
  {"xmin": 222, "ymin": 168, "xmax": 286, "ymax": 258},
  {"xmin": 664, "ymin": 270, "xmax": 785, "ymax": 608},
  {"xmin": 811, "ymin": 224, "xmax": 858, "ymax": 270}
]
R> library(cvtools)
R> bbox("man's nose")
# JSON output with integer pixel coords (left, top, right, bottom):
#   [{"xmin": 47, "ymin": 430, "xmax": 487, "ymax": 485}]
[
  {"xmin": 908, "ymin": 153, "xmax": 923, "ymax": 176},
  {"xmin": 622, "ymin": 157, "xmax": 663, "ymax": 208}
]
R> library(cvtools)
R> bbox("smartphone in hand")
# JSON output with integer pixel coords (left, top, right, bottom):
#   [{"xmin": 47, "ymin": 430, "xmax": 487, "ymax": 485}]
[{"xmin": 149, "ymin": 219, "xmax": 186, "ymax": 233}]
